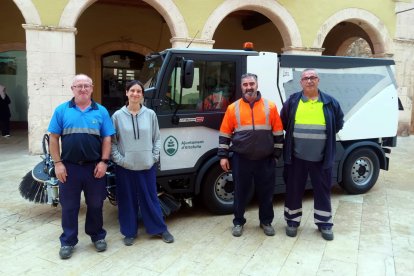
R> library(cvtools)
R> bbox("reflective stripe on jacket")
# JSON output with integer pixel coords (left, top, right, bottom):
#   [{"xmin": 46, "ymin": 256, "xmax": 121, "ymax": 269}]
[{"xmin": 218, "ymin": 92, "xmax": 284, "ymax": 160}]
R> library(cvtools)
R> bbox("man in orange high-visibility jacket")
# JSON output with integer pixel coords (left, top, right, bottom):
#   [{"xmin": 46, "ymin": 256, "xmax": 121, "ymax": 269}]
[{"xmin": 218, "ymin": 73, "xmax": 284, "ymax": 237}]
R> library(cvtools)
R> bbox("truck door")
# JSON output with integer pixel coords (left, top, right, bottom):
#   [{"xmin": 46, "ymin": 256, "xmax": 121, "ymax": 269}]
[{"xmin": 156, "ymin": 55, "xmax": 243, "ymax": 174}]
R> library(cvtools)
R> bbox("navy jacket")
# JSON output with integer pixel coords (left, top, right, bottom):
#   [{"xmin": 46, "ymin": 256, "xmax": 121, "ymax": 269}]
[{"xmin": 280, "ymin": 90, "xmax": 344, "ymax": 169}]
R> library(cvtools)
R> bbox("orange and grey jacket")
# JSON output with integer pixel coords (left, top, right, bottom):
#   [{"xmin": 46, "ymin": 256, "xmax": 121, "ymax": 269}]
[{"xmin": 218, "ymin": 92, "xmax": 284, "ymax": 160}]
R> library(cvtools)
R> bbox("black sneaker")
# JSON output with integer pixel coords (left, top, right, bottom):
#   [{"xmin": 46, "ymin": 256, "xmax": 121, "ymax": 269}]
[
  {"xmin": 59, "ymin": 245, "xmax": 74, "ymax": 259},
  {"xmin": 285, "ymin": 226, "xmax": 298, "ymax": 237},
  {"xmin": 232, "ymin": 225, "xmax": 243, "ymax": 237},
  {"xmin": 318, "ymin": 227, "xmax": 334, "ymax": 241},
  {"xmin": 123, "ymin": 237, "xmax": 135, "ymax": 246},
  {"xmin": 159, "ymin": 230, "xmax": 174, "ymax": 243},
  {"xmin": 94, "ymin": 239, "xmax": 107, "ymax": 252},
  {"xmin": 260, "ymin": 223, "xmax": 275, "ymax": 236}
]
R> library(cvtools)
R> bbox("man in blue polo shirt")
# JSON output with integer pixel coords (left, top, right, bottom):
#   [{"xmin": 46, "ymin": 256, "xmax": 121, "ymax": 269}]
[
  {"xmin": 48, "ymin": 74, "xmax": 115, "ymax": 259},
  {"xmin": 281, "ymin": 69, "xmax": 344, "ymax": 241}
]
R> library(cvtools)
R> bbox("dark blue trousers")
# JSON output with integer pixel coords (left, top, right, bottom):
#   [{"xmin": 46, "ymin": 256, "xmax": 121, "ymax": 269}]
[
  {"xmin": 116, "ymin": 165, "xmax": 166, "ymax": 238},
  {"xmin": 59, "ymin": 162, "xmax": 107, "ymax": 246},
  {"xmin": 284, "ymin": 157, "xmax": 333, "ymax": 228},
  {"xmin": 232, "ymin": 153, "xmax": 275, "ymax": 226}
]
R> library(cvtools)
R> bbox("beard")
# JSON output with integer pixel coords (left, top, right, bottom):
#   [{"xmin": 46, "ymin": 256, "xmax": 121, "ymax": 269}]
[{"xmin": 243, "ymin": 89, "xmax": 257, "ymax": 101}]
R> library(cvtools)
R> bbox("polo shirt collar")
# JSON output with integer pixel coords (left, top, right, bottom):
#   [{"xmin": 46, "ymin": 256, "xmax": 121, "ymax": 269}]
[{"xmin": 69, "ymin": 97, "xmax": 98, "ymax": 110}]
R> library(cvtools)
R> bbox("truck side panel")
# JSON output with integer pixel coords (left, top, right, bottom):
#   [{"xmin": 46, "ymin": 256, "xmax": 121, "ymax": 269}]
[{"xmin": 277, "ymin": 58, "xmax": 398, "ymax": 141}]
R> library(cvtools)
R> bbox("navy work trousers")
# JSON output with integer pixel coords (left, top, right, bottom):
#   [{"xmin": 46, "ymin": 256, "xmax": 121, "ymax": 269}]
[
  {"xmin": 284, "ymin": 156, "xmax": 333, "ymax": 228},
  {"xmin": 232, "ymin": 153, "xmax": 276, "ymax": 226},
  {"xmin": 59, "ymin": 162, "xmax": 107, "ymax": 247},
  {"xmin": 115, "ymin": 165, "xmax": 166, "ymax": 238}
]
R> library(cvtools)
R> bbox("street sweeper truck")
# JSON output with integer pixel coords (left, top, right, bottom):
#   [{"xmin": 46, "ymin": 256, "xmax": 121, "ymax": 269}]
[{"xmin": 136, "ymin": 45, "xmax": 399, "ymax": 215}]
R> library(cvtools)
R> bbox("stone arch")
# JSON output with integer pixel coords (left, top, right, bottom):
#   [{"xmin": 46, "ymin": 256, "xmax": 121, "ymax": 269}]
[
  {"xmin": 12, "ymin": 0, "xmax": 41, "ymax": 25},
  {"xmin": 201, "ymin": 0, "xmax": 302, "ymax": 49},
  {"xmin": 59, "ymin": 0, "xmax": 188, "ymax": 39},
  {"xmin": 314, "ymin": 8, "xmax": 392, "ymax": 56},
  {"xmin": 91, "ymin": 41, "xmax": 154, "ymax": 102}
]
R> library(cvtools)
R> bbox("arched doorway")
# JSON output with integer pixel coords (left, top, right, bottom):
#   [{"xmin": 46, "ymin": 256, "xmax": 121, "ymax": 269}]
[
  {"xmin": 201, "ymin": 0, "xmax": 301, "ymax": 52},
  {"xmin": 321, "ymin": 22, "xmax": 374, "ymax": 57},
  {"xmin": 0, "ymin": 50, "xmax": 27, "ymax": 129},
  {"xmin": 101, "ymin": 50, "xmax": 145, "ymax": 114},
  {"xmin": 313, "ymin": 8, "xmax": 392, "ymax": 57},
  {"xmin": 212, "ymin": 10, "xmax": 284, "ymax": 52},
  {"xmin": 0, "ymin": 1, "xmax": 28, "ymax": 134}
]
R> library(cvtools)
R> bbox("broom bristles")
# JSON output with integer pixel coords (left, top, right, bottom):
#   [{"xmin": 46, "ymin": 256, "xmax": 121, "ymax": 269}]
[
  {"xmin": 158, "ymin": 193, "xmax": 181, "ymax": 217},
  {"xmin": 159, "ymin": 199, "xmax": 172, "ymax": 217},
  {"xmin": 19, "ymin": 171, "xmax": 48, "ymax": 204}
]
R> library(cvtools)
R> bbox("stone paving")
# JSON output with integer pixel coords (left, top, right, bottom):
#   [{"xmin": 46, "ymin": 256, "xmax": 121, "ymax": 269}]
[{"xmin": 0, "ymin": 130, "xmax": 413, "ymax": 275}]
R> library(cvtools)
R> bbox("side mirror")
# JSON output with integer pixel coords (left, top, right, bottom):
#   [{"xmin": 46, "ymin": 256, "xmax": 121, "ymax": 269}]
[
  {"xmin": 144, "ymin": 87, "xmax": 155, "ymax": 99},
  {"xmin": 181, "ymin": 60, "xmax": 194, "ymax": 89}
]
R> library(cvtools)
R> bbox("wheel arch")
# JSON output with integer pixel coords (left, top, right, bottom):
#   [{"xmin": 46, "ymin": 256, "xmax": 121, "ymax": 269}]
[
  {"xmin": 337, "ymin": 141, "xmax": 386, "ymax": 183},
  {"xmin": 195, "ymin": 155, "xmax": 220, "ymax": 195}
]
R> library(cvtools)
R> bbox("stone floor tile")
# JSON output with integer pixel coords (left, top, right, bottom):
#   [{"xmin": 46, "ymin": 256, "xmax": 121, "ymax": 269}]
[
  {"xmin": 199, "ymin": 251, "xmax": 251, "ymax": 276},
  {"xmin": 279, "ymin": 239, "xmax": 326, "ymax": 275},
  {"xmin": 359, "ymin": 231, "xmax": 393, "ymax": 255},
  {"xmin": 394, "ymin": 251, "xmax": 414, "ymax": 276},
  {"xmin": 357, "ymin": 250, "xmax": 395, "ymax": 276},
  {"xmin": 317, "ymin": 257, "xmax": 357, "ymax": 275},
  {"xmin": 159, "ymin": 257, "xmax": 208, "ymax": 276},
  {"xmin": 241, "ymin": 246, "xmax": 289, "ymax": 275}
]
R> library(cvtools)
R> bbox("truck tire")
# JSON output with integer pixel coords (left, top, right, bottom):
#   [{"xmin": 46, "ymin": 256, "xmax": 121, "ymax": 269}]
[
  {"xmin": 201, "ymin": 163, "xmax": 254, "ymax": 215},
  {"xmin": 340, "ymin": 148, "xmax": 380, "ymax": 194}
]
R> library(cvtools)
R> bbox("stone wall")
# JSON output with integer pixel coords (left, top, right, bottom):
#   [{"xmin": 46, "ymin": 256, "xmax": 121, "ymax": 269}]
[{"xmin": 395, "ymin": 1, "xmax": 414, "ymax": 136}]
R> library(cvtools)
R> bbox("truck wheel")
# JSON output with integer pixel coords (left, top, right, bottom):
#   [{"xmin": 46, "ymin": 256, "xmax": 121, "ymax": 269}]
[
  {"xmin": 201, "ymin": 163, "xmax": 254, "ymax": 215},
  {"xmin": 341, "ymin": 148, "xmax": 380, "ymax": 194}
]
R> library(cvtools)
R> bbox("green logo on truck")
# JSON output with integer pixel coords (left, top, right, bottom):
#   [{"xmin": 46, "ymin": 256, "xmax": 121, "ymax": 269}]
[{"xmin": 164, "ymin": 136, "xmax": 178, "ymax": 156}]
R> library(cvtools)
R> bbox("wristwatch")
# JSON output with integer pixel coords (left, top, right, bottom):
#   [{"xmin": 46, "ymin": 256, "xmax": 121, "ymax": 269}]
[{"xmin": 100, "ymin": 159, "xmax": 110, "ymax": 164}]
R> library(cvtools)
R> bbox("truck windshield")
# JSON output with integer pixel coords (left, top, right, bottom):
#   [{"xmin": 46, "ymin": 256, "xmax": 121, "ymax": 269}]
[{"xmin": 138, "ymin": 55, "xmax": 164, "ymax": 89}]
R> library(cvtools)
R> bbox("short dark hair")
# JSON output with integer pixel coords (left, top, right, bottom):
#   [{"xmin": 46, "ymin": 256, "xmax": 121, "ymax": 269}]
[{"xmin": 241, "ymin": 73, "xmax": 258, "ymax": 82}]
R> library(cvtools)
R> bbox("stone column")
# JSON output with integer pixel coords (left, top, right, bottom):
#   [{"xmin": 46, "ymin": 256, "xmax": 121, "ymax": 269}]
[
  {"xmin": 394, "ymin": 2, "xmax": 414, "ymax": 136},
  {"xmin": 393, "ymin": 38, "xmax": 414, "ymax": 136},
  {"xmin": 23, "ymin": 24, "xmax": 77, "ymax": 154}
]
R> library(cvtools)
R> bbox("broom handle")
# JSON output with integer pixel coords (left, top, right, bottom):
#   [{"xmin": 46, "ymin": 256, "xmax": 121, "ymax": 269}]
[{"xmin": 42, "ymin": 134, "xmax": 50, "ymax": 156}]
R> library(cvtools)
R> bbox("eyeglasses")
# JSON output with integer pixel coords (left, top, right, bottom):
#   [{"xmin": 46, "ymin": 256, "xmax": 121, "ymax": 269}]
[
  {"xmin": 301, "ymin": 76, "xmax": 318, "ymax": 82},
  {"xmin": 72, "ymin": 84, "xmax": 93, "ymax": 90}
]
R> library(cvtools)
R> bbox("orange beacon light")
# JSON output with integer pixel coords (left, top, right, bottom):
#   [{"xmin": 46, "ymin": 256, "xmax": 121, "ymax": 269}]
[{"xmin": 243, "ymin": 42, "xmax": 254, "ymax": 51}]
